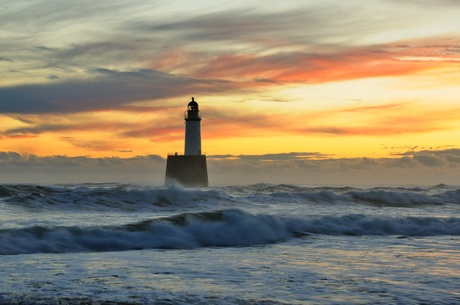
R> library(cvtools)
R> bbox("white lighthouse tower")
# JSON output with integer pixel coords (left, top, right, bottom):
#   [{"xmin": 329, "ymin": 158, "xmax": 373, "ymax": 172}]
[
  {"xmin": 164, "ymin": 97, "xmax": 208, "ymax": 187},
  {"xmin": 184, "ymin": 97, "xmax": 202, "ymax": 155}
]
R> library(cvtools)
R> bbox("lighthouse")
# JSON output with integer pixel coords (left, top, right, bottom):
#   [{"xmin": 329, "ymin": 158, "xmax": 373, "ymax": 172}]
[
  {"xmin": 164, "ymin": 97, "xmax": 209, "ymax": 187},
  {"xmin": 184, "ymin": 97, "xmax": 202, "ymax": 155}
]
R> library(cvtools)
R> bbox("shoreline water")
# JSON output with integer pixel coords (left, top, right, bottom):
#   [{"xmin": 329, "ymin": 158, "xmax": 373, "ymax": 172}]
[{"xmin": 1, "ymin": 183, "xmax": 459, "ymax": 304}]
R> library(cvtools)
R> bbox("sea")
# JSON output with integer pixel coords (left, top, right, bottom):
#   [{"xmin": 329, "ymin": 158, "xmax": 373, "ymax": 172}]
[{"xmin": 0, "ymin": 183, "xmax": 459, "ymax": 305}]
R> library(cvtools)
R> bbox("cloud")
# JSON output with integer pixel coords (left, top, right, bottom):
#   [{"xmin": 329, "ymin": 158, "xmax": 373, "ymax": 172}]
[
  {"xmin": 0, "ymin": 1, "xmax": 148, "ymax": 31},
  {"xmin": 0, "ymin": 152, "xmax": 166, "ymax": 184},
  {"xmin": 409, "ymin": 149, "xmax": 460, "ymax": 164},
  {"xmin": 1, "ymin": 149, "xmax": 458, "ymax": 186},
  {"xmin": 1, "ymin": 1, "xmax": 459, "ymax": 164},
  {"xmin": 1, "ymin": 98, "xmax": 458, "ymax": 148},
  {"xmin": 9, "ymin": 104, "xmax": 283, "ymax": 146},
  {"xmin": 2, "ymin": 38, "xmax": 457, "ymax": 118},
  {"xmin": 208, "ymin": 152, "xmax": 329, "ymax": 161},
  {"xmin": 2, "ymin": 113, "xmax": 134, "ymax": 136},
  {"xmin": 185, "ymin": 40, "xmax": 460, "ymax": 84},
  {"xmin": 4, "ymin": 1, "xmax": 459, "ymax": 86},
  {"xmin": 413, "ymin": 154, "xmax": 447, "ymax": 167},
  {"xmin": 130, "ymin": 3, "xmax": 426, "ymax": 48},
  {"xmin": 2, "ymin": 1, "xmax": 459, "ymax": 109},
  {"xmin": 0, "ymin": 110, "xmax": 188, "ymax": 151},
  {"xmin": 206, "ymin": 149, "xmax": 460, "ymax": 185},
  {"xmin": 284, "ymin": 102, "xmax": 460, "ymax": 137},
  {"xmin": 47, "ymin": 75, "xmax": 59, "ymax": 80},
  {"xmin": 174, "ymin": 100, "xmax": 459, "ymax": 140},
  {"xmin": 0, "ymin": 68, "xmax": 235, "ymax": 114}
]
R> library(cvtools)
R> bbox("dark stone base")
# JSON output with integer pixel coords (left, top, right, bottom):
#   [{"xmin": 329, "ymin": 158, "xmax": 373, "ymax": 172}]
[{"xmin": 165, "ymin": 155, "xmax": 208, "ymax": 187}]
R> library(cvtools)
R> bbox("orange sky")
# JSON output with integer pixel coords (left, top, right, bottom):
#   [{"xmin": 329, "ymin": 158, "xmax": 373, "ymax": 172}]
[{"xmin": 0, "ymin": 0, "xmax": 459, "ymax": 185}]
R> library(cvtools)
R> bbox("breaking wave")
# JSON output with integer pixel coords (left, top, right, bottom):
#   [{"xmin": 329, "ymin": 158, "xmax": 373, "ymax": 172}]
[
  {"xmin": 0, "ymin": 184, "xmax": 232, "ymax": 211},
  {"xmin": 0, "ymin": 183, "xmax": 459, "ymax": 211},
  {"xmin": 1, "ymin": 209, "xmax": 459, "ymax": 255}
]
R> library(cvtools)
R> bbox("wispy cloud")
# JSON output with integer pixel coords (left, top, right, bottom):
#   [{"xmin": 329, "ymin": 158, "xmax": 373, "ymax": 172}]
[
  {"xmin": 1, "ymin": 110, "xmax": 184, "ymax": 144},
  {"xmin": 208, "ymin": 152, "xmax": 330, "ymax": 161},
  {"xmin": 0, "ymin": 0, "xmax": 459, "ymax": 165},
  {"xmin": 3, "ymin": 1, "xmax": 459, "ymax": 85},
  {"xmin": 0, "ymin": 69, "xmax": 236, "ymax": 114},
  {"xmin": 182, "ymin": 40, "xmax": 460, "ymax": 84},
  {"xmin": 1, "ymin": 98, "xmax": 458, "ymax": 154},
  {"xmin": 281, "ymin": 102, "xmax": 460, "ymax": 137},
  {"xmin": 2, "ymin": 38, "xmax": 458, "ymax": 116}
]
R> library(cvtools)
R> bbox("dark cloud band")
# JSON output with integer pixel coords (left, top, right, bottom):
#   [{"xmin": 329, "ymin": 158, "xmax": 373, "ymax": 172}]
[{"xmin": 0, "ymin": 69, "xmax": 233, "ymax": 114}]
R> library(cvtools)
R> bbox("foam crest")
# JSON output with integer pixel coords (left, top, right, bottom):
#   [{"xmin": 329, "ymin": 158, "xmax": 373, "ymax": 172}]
[
  {"xmin": 1, "ymin": 184, "xmax": 231, "ymax": 211},
  {"xmin": 1, "ymin": 184, "xmax": 459, "ymax": 211},
  {"xmin": 0, "ymin": 210, "xmax": 290, "ymax": 255},
  {"xmin": 1, "ymin": 209, "xmax": 459, "ymax": 255},
  {"xmin": 224, "ymin": 184, "xmax": 460, "ymax": 206},
  {"xmin": 345, "ymin": 190, "xmax": 444, "ymax": 206},
  {"xmin": 293, "ymin": 214, "xmax": 460, "ymax": 236}
]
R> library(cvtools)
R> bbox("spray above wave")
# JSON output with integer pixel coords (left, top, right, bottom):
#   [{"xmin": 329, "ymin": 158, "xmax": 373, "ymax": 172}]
[
  {"xmin": 230, "ymin": 184, "xmax": 460, "ymax": 207},
  {"xmin": 0, "ymin": 184, "xmax": 232, "ymax": 211},
  {"xmin": 1, "ymin": 209, "xmax": 459, "ymax": 255},
  {"xmin": 1, "ymin": 184, "xmax": 459, "ymax": 211}
]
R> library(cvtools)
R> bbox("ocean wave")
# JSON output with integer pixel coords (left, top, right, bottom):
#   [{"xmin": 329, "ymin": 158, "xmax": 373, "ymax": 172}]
[
  {"xmin": 291, "ymin": 214, "xmax": 460, "ymax": 236},
  {"xmin": 1, "ymin": 209, "xmax": 459, "ymax": 255},
  {"xmin": 0, "ymin": 183, "xmax": 459, "ymax": 212},
  {"xmin": 225, "ymin": 184, "xmax": 460, "ymax": 207},
  {"xmin": 0, "ymin": 184, "xmax": 233, "ymax": 211},
  {"xmin": 345, "ymin": 189, "xmax": 444, "ymax": 207}
]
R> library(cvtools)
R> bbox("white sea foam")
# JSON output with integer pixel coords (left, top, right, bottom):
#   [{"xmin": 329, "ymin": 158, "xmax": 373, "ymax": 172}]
[
  {"xmin": 1, "ymin": 183, "xmax": 459, "ymax": 304},
  {"xmin": 1, "ymin": 209, "xmax": 459, "ymax": 255},
  {"xmin": 1, "ymin": 183, "xmax": 460, "ymax": 255},
  {"xmin": 1, "ymin": 184, "xmax": 459, "ymax": 212}
]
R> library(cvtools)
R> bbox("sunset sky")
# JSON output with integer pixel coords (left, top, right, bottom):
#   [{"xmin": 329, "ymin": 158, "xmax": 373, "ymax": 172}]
[{"xmin": 1, "ymin": 0, "xmax": 459, "ymax": 185}]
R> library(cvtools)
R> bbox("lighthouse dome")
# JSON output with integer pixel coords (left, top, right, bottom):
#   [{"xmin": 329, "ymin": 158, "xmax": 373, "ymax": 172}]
[{"xmin": 188, "ymin": 97, "xmax": 198, "ymax": 110}]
